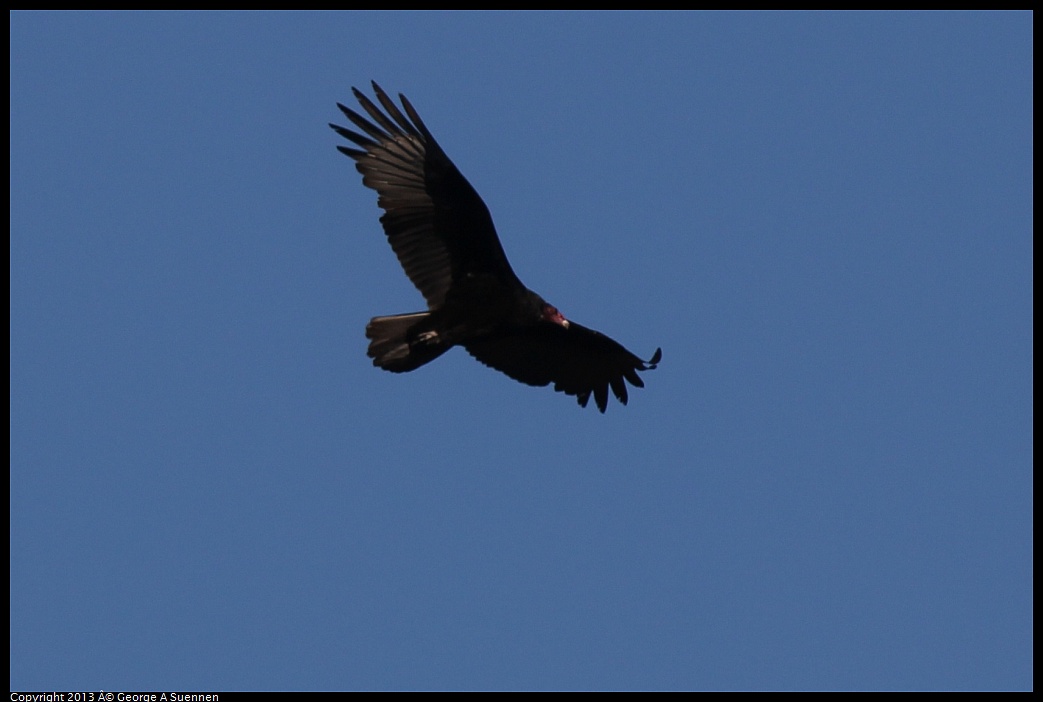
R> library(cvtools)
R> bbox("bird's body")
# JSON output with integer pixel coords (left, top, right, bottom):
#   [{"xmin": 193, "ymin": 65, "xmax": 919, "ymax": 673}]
[{"xmin": 330, "ymin": 82, "xmax": 660, "ymax": 411}]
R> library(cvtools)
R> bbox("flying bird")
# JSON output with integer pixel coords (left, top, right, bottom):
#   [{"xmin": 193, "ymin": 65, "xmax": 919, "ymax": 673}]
[{"xmin": 330, "ymin": 82, "xmax": 661, "ymax": 412}]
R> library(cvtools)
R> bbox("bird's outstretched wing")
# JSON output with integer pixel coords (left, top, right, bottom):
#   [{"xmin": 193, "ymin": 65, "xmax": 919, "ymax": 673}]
[
  {"xmin": 465, "ymin": 323, "xmax": 662, "ymax": 412},
  {"xmin": 330, "ymin": 82, "xmax": 523, "ymax": 308}
]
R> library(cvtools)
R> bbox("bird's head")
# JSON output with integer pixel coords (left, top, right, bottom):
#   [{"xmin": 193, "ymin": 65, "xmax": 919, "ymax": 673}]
[{"xmin": 541, "ymin": 303, "xmax": 570, "ymax": 329}]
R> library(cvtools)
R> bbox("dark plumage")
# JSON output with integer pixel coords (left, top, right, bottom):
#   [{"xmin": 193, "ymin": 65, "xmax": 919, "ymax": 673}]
[{"xmin": 330, "ymin": 82, "xmax": 660, "ymax": 412}]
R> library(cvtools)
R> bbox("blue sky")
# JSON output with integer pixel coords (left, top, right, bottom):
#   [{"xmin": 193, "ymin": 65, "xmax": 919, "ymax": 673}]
[{"xmin": 10, "ymin": 11, "xmax": 1032, "ymax": 691}]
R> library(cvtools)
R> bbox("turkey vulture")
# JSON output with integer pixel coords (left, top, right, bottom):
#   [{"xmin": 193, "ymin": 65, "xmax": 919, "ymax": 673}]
[{"xmin": 330, "ymin": 82, "xmax": 661, "ymax": 412}]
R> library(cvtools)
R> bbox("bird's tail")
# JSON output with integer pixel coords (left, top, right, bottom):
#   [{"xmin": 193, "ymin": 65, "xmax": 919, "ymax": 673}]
[{"xmin": 365, "ymin": 312, "xmax": 450, "ymax": 373}]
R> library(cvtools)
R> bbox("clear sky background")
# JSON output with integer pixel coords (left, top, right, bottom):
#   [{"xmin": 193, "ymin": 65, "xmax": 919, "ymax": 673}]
[{"xmin": 10, "ymin": 11, "xmax": 1032, "ymax": 692}]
